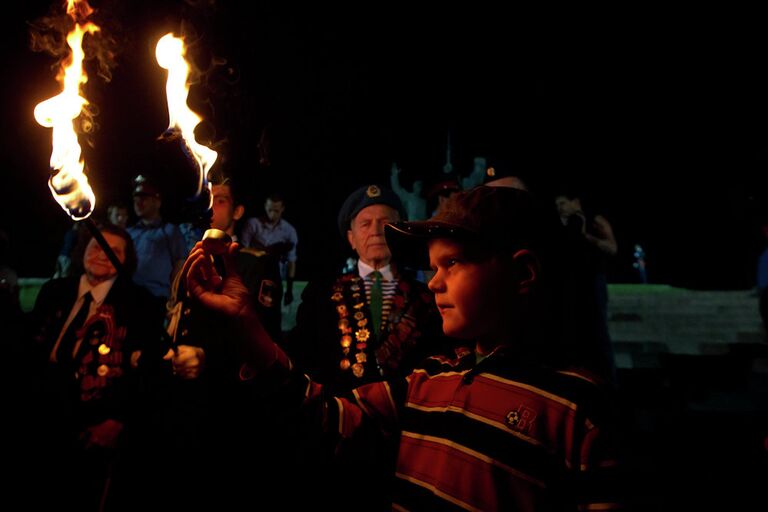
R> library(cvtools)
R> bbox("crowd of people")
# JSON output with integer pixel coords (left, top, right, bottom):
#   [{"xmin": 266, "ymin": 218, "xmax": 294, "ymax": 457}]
[{"xmin": 6, "ymin": 158, "xmax": 626, "ymax": 511}]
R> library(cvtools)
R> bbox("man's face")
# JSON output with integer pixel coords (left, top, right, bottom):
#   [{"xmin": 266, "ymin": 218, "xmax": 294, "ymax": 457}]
[
  {"xmin": 346, "ymin": 204, "xmax": 399, "ymax": 268},
  {"xmin": 427, "ymin": 238, "xmax": 506, "ymax": 340},
  {"xmin": 265, "ymin": 199, "xmax": 285, "ymax": 223},
  {"xmin": 133, "ymin": 193, "xmax": 161, "ymax": 220},
  {"xmin": 210, "ymin": 184, "xmax": 243, "ymax": 234},
  {"xmin": 555, "ymin": 196, "xmax": 581, "ymax": 218},
  {"xmin": 108, "ymin": 207, "xmax": 129, "ymax": 229},
  {"xmin": 83, "ymin": 232, "xmax": 127, "ymax": 282}
]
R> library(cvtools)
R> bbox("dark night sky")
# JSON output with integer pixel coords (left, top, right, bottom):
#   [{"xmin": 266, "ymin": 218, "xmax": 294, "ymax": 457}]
[{"xmin": 3, "ymin": 1, "xmax": 768, "ymax": 288}]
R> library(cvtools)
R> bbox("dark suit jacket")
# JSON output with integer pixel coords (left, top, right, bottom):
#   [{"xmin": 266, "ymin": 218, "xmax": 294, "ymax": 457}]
[
  {"xmin": 284, "ymin": 266, "xmax": 450, "ymax": 395},
  {"xmin": 168, "ymin": 247, "xmax": 283, "ymax": 379},
  {"xmin": 29, "ymin": 275, "xmax": 162, "ymax": 428}
]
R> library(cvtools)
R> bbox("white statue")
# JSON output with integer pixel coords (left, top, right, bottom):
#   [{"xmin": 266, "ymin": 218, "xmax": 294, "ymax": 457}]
[{"xmin": 390, "ymin": 162, "xmax": 427, "ymax": 221}]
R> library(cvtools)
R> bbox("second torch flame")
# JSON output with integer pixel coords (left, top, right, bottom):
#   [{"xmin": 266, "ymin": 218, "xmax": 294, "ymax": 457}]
[
  {"xmin": 155, "ymin": 33, "xmax": 218, "ymax": 203},
  {"xmin": 33, "ymin": 0, "xmax": 98, "ymax": 220}
]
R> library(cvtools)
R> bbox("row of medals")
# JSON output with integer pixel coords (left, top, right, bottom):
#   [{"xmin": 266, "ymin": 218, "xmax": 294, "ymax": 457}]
[
  {"xmin": 74, "ymin": 325, "xmax": 113, "ymax": 379},
  {"xmin": 332, "ymin": 277, "xmax": 371, "ymax": 378}
]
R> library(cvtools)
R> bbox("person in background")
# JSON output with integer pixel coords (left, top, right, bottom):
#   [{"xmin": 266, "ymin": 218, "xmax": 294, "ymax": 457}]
[
  {"xmin": 107, "ymin": 204, "xmax": 130, "ymax": 230},
  {"xmin": 127, "ymin": 174, "xmax": 187, "ymax": 303},
  {"xmin": 555, "ymin": 187, "xmax": 619, "ymax": 386},
  {"xmin": 282, "ymin": 183, "xmax": 449, "ymax": 509},
  {"xmin": 26, "ymin": 224, "xmax": 162, "ymax": 510},
  {"xmin": 241, "ymin": 192, "xmax": 298, "ymax": 306},
  {"xmin": 131, "ymin": 176, "xmax": 284, "ymax": 511}
]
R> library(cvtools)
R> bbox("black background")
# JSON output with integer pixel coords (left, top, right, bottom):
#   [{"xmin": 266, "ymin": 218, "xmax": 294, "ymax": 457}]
[{"xmin": 4, "ymin": 1, "xmax": 768, "ymax": 287}]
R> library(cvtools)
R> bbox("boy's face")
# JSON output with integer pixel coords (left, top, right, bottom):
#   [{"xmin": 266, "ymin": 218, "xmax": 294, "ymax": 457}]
[
  {"xmin": 427, "ymin": 238, "xmax": 506, "ymax": 341},
  {"xmin": 211, "ymin": 184, "xmax": 243, "ymax": 234},
  {"xmin": 555, "ymin": 196, "xmax": 581, "ymax": 218}
]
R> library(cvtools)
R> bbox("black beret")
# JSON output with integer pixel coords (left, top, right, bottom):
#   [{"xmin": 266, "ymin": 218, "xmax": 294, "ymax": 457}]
[{"xmin": 337, "ymin": 184, "xmax": 407, "ymax": 237}]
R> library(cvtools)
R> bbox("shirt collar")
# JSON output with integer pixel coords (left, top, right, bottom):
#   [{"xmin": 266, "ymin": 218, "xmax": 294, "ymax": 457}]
[
  {"xmin": 78, "ymin": 274, "xmax": 117, "ymax": 305},
  {"xmin": 357, "ymin": 260, "xmax": 393, "ymax": 282},
  {"xmin": 136, "ymin": 217, "xmax": 163, "ymax": 229}
]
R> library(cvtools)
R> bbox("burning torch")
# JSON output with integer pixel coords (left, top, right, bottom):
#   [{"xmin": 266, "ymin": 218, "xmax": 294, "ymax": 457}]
[
  {"xmin": 155, "ymin": 33, "xmax": 230, "ymax": 271},
  {"xmin": 33, "ymin": 0, "xmax": 123, "ymax": 273}
]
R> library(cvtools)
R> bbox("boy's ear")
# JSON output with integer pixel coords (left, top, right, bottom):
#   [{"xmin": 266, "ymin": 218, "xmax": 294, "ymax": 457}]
[
  {"xmin": 511, "ymin": 249, "xmax": 539, "ymax": 294},
  {"xmin": 233, "ymin": 204, "xmax": 245, "ymax": 222}
]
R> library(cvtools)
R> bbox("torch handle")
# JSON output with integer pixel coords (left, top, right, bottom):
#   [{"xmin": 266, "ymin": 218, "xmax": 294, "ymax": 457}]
[
  {"xmin": 82, "ymin": 218, "xmax": 125, "ymax": 275},
  {"xmin": 202, "ymin": 228, "xmax": 232, "ymax": 278}
]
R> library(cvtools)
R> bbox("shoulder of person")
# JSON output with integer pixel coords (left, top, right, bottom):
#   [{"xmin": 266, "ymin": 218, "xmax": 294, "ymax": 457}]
[
  {"xmin": 164, "ymin": 222, "xmax": 183, "ymax": 235},
  {"xmin": 34, "ymin": 276, "xmax": 78, "ymax": 308}
]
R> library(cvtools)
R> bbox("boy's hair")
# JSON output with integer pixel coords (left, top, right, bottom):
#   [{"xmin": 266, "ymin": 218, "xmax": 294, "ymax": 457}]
[{"xmin": 211, "ymin": 176, "xmax": 243, "ymax": 208}]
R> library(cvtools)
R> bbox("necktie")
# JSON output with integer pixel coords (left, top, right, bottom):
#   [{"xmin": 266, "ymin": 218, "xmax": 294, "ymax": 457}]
[
  {"xmin": 370, "ymin": 271, "xmax": 383, "ymax": 338},
  {"xmin": 56, "ymin": 291, "xmax": 93, "ymax": 365}
]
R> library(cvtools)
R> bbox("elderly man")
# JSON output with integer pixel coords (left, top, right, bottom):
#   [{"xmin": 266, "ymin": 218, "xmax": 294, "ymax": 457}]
[
  {"xmin": 271, "ymin": 184, "xmax": 448, "ymax": 510},
  {"xmin": 284, "ymin": 184, "xmax": 447, "ymax": 394},
  {"xmin": 27, "ymin": 224, "xmax": 162, "ymax": 510}
]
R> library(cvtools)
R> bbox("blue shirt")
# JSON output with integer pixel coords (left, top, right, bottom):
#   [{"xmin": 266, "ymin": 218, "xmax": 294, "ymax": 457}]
[
  {"xmin": 128, "ymin": 220, "xmax": 187, "ymax": 298},
  {"xmin": 241, "ymin": 217, "xmax": 298, "ymax": 279}
]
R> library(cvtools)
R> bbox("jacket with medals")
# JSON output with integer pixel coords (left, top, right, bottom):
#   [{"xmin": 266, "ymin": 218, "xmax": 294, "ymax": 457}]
[
  {"xmin": 29, "ymin": 274, "xmax": 161, "ymax": 429},
  {"xmin": 284, "ymin": 263, "xmax": 448, "ymax": 395}
]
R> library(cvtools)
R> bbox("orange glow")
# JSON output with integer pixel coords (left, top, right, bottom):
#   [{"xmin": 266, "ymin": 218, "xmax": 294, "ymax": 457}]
[
  {"xmin": 33, "ymin": 0, "xmax": 99, "ymax": 220},
  {"xmin": 155, "ymin": 33, "xmax": 218, "ymax": 201}
]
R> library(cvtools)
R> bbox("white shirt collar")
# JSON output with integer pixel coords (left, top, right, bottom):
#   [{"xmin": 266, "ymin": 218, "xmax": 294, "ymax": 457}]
[
  {"xmin": 78, "ymin": 274, "xmax": 117, "ymax": 306},
  {"xmin": 357, "ymin": 260, "xmax": 394, "ymax": 282}
]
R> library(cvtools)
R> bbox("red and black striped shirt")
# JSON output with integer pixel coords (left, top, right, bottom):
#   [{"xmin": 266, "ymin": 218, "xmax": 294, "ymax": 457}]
[{"xmin": 261, "ymin": 346, "xmax": 622, "ymax": 511}]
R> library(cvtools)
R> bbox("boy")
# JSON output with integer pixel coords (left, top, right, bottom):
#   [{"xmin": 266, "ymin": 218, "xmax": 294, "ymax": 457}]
[{"xmin": 185, "ymin": 186, "xmax": 622, "ymax": 511}]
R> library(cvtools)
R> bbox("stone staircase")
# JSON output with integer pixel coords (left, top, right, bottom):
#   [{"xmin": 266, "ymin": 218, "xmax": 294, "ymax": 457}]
[{"xmin": 607, "ymin": 284, "xmax": 766, "ymax": 368}]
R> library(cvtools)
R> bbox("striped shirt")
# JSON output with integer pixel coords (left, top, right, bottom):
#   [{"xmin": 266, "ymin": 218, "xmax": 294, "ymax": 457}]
[{"xmin": 300, "ymin": 347, "xmax": 623, "ymax": 511}]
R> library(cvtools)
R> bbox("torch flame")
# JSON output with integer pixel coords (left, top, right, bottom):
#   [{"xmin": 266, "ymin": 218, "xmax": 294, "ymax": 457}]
[
  {"xmin": 33, "ymin": 0, "xmax": 99, "ymax": 220},
  {"xmin": 155, "ymin": 33, "xmax": 218, "ymax": 201}
]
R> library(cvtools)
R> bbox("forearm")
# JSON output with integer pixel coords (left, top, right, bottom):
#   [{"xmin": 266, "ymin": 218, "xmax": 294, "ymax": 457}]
[
  {"xmin": 287, "ymin": 261, "xmax": 296, "ymax": 279},
  {"xmin": 238, "ymin": 308, "xmax": 291, "ymax": 373},
  {"xmin": 286, "ymin": 262, "xmax": 296, "ymax": 289},
  {"xmin": 585, "ymin": 233, "xmax": 618, "ymax": 256}
]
